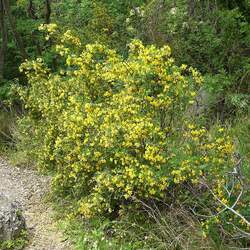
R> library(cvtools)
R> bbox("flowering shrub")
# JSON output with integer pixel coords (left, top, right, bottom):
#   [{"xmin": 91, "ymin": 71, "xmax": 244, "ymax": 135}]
[{"xmin": 18, "ymin": 25, "xmax": 249, "ymax": 236}]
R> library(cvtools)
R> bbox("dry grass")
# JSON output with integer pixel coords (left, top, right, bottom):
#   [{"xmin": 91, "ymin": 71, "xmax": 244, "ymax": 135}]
[{"xmin": 0, "ymin": 109, "xmax": 15, "ymax": 146}]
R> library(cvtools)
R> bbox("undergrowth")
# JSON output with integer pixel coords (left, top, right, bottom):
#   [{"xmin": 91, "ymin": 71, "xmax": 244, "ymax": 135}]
[
  {"xmin": 53, "ymin": 195, "xmax": 234, "ymax": 250},
  {"xmin": 0, "ymin": 1, "xmax": 249, "ymax": 249},
  {"xmin": 14, "ymin": 25, "xmax": 250, "ymax": 248},
  {"xmin": 0, "ymin": 230, "xmax": 29, "ymax": 250}
]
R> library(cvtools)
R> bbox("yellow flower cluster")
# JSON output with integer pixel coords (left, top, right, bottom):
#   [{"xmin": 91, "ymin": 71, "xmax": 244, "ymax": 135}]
[
  {"xmin": 18, "ymin": 27, "xmax": 239, "ymax": 227},
  {"xmin": 38, "ymin": 23, "xmax": 58, "ymax": 32},
  {"xmin": 61, "ymin": 30, "xmax": 81, "ymax": 46},
  {"xmin": 38, "ymin": 23, "xmax": 58, "ymax": 40}
]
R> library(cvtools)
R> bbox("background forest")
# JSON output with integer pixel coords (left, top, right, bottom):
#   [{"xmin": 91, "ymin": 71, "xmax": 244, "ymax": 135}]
[{"xmin": 0, "ymin": 0, "xmax": 250, "ymax": 249}]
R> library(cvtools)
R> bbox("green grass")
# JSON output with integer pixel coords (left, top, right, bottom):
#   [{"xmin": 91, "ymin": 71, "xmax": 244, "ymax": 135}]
[
  {"xmin": 233, "ymin": 115, "xmax": 250, "ymax": 161},
  {"xmin": 53, "ymin": 196, "xmax": 222, "ymax": 250},
  {"xmin": 0, "ymin": 109, "xmax": 36, "ymax": 167},
  {"xmin": 0, "ymin": 230, "xmax": 29, "ymax": 250},
  {"xmin": 0, "ymin": 110, "xmax": 15, "ymax": 156},
  {"xmin": 0, "ymin": 110, "xmax": 13, "ymax": 143}
]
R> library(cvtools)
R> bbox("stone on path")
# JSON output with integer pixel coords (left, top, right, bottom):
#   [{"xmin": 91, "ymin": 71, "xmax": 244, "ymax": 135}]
[
  {"xmin": 0, "ymin": 158, "xmax": 72, "ymax": 249},
  {"xmin": 0, "ymin": 193, "xmax": 26, "ymax": 241}
]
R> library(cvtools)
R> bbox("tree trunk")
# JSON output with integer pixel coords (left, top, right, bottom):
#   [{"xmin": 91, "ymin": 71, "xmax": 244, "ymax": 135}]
[
  {"xmin": 0, "ymin": 0, "xmax": 7, "ymax": 80},
  {"xmin": 187, "ymin": 0, "xmax": 195, "ymax": 16},
  {"xmin": 26, "ymin": 0, "xmax": 41, "ymax": 55},
  {"xmin": 2, "ymin": 0, "xmax": 27, "ymax": 60},
  {"xmin": 44, "ymin": 0, "xmax": 51, "ymax": 24},
  {"xmin": 27, "ymin": 0, "xmax": 38, "ymax": 19}
]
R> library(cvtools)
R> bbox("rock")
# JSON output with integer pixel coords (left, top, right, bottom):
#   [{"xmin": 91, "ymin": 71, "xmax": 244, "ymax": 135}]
[
  {"xmin": 188, "ymin": 88, "xmax": 210, "ymax": 116},
  {"xmin": 0, "ymin": 193, "xmax": 26, "ymax": 242}
]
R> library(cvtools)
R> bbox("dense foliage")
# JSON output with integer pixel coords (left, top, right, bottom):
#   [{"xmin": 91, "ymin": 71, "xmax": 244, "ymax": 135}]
[
  {"xmin": 132, "ymin": 0, "xmax": 250, "ymax": 116},
  {"xmin": 17, "ymin": 25, "xmax": 250, "ymax": 247},
  {"xmin": 0, "ymin": 0, "xmax": 249, "ymax": 248},
  {"xmin": 1, "ymin": 1, "xmax": 249, "ymax": 114}
]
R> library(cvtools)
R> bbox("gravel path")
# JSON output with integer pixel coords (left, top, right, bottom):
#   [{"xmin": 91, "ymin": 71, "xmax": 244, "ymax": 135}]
[{"xmin": 0, "ymin": 157, "xmax": 72, "ymax": 250}]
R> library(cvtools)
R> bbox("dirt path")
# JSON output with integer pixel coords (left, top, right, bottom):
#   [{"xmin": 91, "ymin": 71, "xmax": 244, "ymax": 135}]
[{"xmin": 0, "ymin": 158, "xmax": 72, "ymax": 250}]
